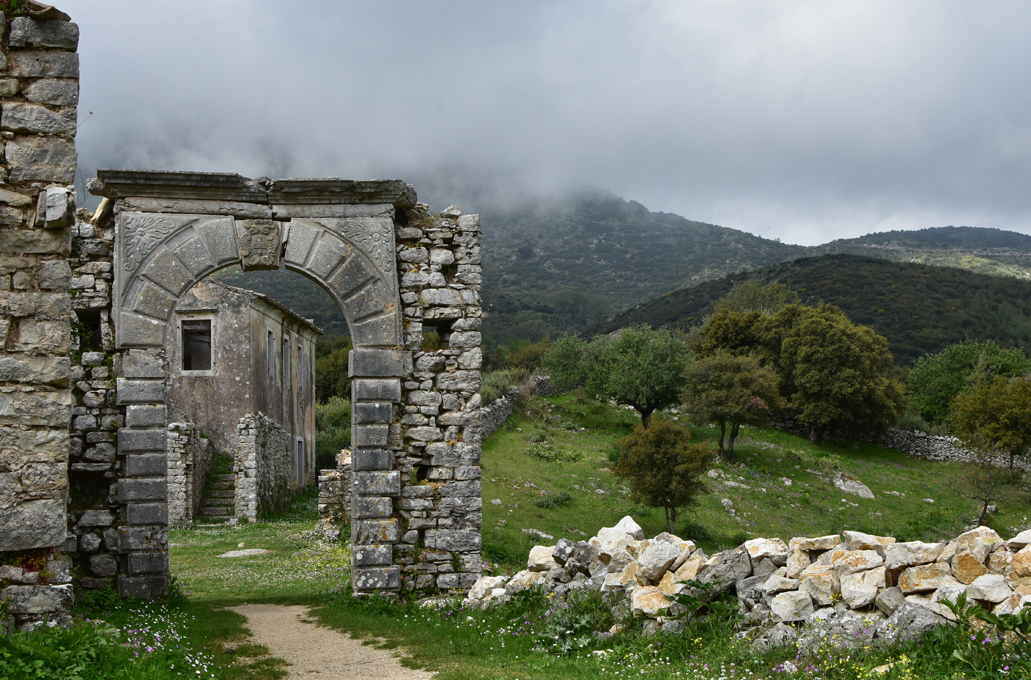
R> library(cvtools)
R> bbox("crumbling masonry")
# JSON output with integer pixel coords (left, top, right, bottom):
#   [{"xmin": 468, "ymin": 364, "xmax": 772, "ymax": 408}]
[{"xmin": 0, "ymin": 5, "xmax": 483, "ymax": 615}]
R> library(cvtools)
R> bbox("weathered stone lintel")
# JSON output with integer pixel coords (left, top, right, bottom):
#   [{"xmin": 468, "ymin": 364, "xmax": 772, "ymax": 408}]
[{"xmin": 354, "ymin": 566, "xmax": 400, "ymax": 592}]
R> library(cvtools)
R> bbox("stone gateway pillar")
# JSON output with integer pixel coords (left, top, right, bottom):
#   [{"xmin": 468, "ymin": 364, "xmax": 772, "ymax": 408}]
[{"xmin": 83, "ymin": 171, "xmax": 483, "ymax": 596}]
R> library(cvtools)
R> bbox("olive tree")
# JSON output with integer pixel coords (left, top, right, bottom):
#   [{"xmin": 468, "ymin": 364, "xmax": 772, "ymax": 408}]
[{"xmin": 682, "ymin": 352, "xmax": 783, "ymax": 460}]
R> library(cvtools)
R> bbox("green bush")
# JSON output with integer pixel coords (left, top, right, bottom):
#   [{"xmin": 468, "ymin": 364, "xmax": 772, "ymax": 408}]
[
  {"xmin": 316, "ymin": 397, "xmax": 351, "ymax": 470},
  {"xmin": 481, "ymin": 369, "xmax": 527, "ymax": 406}
]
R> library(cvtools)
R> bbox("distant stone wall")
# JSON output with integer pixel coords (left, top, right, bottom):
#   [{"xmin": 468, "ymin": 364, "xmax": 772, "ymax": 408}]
[
  {"xmin": 234, "ymin": 412, "xmax": 292, "ymax": 521},
  {"xmin": 481, "ymin": 387, "xmax": 520, "ymax": 439},
  {"xmin": 481, "ymin": 377, "xmax": 555, "ymax": 439},
  {"xmin": 874, "ymin": 430, "xmax": 1031, "ymax": 471},
  {"xmin": 166, "ymin": 422, "xmax": 214, "ymax": 525}
]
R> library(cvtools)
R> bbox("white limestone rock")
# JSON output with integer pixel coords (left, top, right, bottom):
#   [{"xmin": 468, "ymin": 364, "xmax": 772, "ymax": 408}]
[
  {"xmin": 770, "ymin": 590, "xmax": 815, "ymax": 622},
  {"xmin": 744, "ymin": 538, "xmax": 789, "ymax": 566},
  {"xmin": 637, "ymin": 540, "xmax": 683, "ymax": 582},
  {"xmin": 884, "ymin": 541, "xmax": 944, "ymax": 570},
  {"xmin": 840, "ymin": 566, "xmax": 886, "ymax": 608}
]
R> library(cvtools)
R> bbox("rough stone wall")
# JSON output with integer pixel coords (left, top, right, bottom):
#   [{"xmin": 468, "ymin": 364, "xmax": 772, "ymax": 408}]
[
  {"xmin": 234, "ymin": 412, "xmax": 292, "ymax": 521},
  {"xmin": 0, "ymin": 10, "xmax": 83, "ymax": 624},
  {"xmin": 873, "ymin": 430, "xmax": 1031, "ymax": 472},
  {"xmin": 392, "ymin": 206, "xmax": 483, "ymax": 593},
  {"xmin": 166, "ymin": 421, "xmax": 214, "ymax": 525},
  {"xmin": 0, "ymin": 12, "xmax": 79, "ymax": 555},
  {"xmin": 317, "ymin": 449, "xmax": 351, "ymax": 539}
]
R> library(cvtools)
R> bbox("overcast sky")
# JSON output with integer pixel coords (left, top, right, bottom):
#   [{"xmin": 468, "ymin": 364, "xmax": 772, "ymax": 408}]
[{"xmin": 61, "ymin": 1, "xmax": 1031, "ymax": 245}]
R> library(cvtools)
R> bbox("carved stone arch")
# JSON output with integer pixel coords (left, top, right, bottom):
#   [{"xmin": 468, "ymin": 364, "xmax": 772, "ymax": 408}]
[{"xmin": 90, "ymin": 171, "xmax": 435, "ymax": 598}]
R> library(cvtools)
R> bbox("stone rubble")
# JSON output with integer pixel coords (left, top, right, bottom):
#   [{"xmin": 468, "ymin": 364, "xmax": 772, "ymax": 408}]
[{"xmin": 464, "ymin": 517, "xmax": 1031, "ymax": 649}]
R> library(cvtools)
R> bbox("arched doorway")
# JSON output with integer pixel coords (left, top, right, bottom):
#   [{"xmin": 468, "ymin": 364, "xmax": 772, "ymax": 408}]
[{"xmin": 89, "ymin": 170, "xmax": 483, "ymax": 598}]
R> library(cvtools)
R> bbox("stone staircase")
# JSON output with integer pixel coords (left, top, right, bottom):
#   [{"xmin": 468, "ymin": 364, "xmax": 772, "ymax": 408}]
[{"xmin": 198, "ymin": 474, "xmax": 237, "ymax": 520}]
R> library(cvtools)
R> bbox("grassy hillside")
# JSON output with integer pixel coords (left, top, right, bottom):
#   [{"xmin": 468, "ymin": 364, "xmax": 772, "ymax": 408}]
[
  {"xmin": 480, "ymin": 392, "xmax": 1026, "ymax": 571},
  {"xmin": 591, "ymin": 254, "xmax": 1031, "ymax": 365}
]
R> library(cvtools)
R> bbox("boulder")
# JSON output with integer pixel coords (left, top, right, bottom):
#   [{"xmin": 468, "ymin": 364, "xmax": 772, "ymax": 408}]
[
  {"xmin": 937, "ymin": 540, "xmax": 957, "ymax": 564},
  {"xmin": 988, "ymin": 546, "xmax": 1012, "ymax": 574},
  {"xmin": 874, "ymin": 586, "xmax": 906, "ymax": 616},
  {"xmin": 884, "ymin": 541, "xmax": 944, "ymax": 571},
  {"xmin": 841, "ymin": 530, "xmax": 896, "ymax": 555},
  {"xmin": 994, "ymin": 585, "xmax": 1031, "ymax": 616},
  {"xmin": 572, "ymin": 540, "xmax": 598, "ymax": 566},
  {"xmin": 951, "ymin": 552, "xmax": 989, "ymax": 585},
  {"xmin": 630, "ymin": 586, "xmax": 671, "ymax": 617},
  {"xmin": 1007, "ymin": 529, "xmax": 1031, "ymax": 551},
  {"xmin": 763, "ymin": 573, "xmax": 799, "ymax": 595},
  {"xmin": 744, "ymin": 538, "xmax": 789, "ymax": 566},
  {"xmin": 597, "ymin": 516, "xmax": 644, "ymax": 547},
  {"xmin": 790, "ymin": 535, "xmax": 841, "ymax": 552},
  {"xmin": 840, "ymin": 566, "xmax": 886, "ymax": 608},
  {"xmin": 798, "ymin": 565, "xmax": 839, "ymax": 606},
  {"xmin": 769, "ymin": 590, "xmax": 814, "ymax": 622},
  {"xmin": 1009, "ymin": 546, "xmax": 1031, "ymax": 578},
  {"xmin": 601, "ymin": 573, "xmax": 624, "ymax": 593},
  {"xmin": 673, "ymin": 552, "xmax": 706, "ymax": 582},
  {"xmin": 668, "ymin": 539, "xmax": 698, "ymax": 572},
  {"xmin": 968, "ymin": 574, "xmax": 1013, "ymax": 604},
  {"xmin": 468, "ymin": 575, "xmax": 508, "ymax": 601},
  {"xmin": 697, "ymin": 547, "xmax": 752, "ymax": 595},
  {"xmin": 832, "ymin": 549, "xmax": 883, "ymax": 574},
  {"xmin": 619, "ymin": 561, "xmax": 646, "ymax": 589},
  {"xmin": 877, "ymin": 602, "xmax": 950, "ymax": 645},
  {"xmin": 955, "ymin": 526, "xmax": 1004, "ymax": 563},
  {"xmin": 786, "ymin": 548, "xmax": 811, "ymax": 579},
  {"xmin": 898, "ymin": 563, "xmax": 954, "ymax": 593},
  {"xmin": 528, "ymin": 545, "xmax": 558, "ymax": 572},
  {"xmin": 657, "ymin": 570, "xmax": 684, "ymax": 597},
  {"xmin": 833, "ymin": 472, "xmax": 875, "ymax": 499},
  {"xmin": 637, "ymin": 540, "xmax": 682, "ymax": 582},
  {"xmin": 506, "ymin": 569, "xmax": 547, "ymax": 594},
  {"xmin": 553, "ymin": 538, "xmax": 576, "ymax": 565}
]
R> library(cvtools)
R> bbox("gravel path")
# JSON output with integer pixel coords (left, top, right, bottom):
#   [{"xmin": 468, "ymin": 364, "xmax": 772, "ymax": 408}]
[{"xmin": 229, "ymin": 604, "xmax": 436, "ymax": 679}]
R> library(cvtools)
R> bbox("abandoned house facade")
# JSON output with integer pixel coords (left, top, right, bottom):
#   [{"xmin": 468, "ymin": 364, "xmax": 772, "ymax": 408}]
[
  {"xmin": 0, "ymin": 5, "xmax": 483, "ymax": 629},
  {"xmin": 166, "ymin": 278, "xmax": 320, "ymax": 524}
]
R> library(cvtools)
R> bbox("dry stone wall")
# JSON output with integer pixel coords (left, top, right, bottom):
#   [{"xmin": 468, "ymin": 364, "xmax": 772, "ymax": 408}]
[
  {"xmin": 166, "ymin": 421, "xmax": 214, "ymax": 525},
  {"xmin": 234, "ymin": 412, "xmax": 292, "ymax": 521},
  {"xmin": 466, "ymin": 518, "xmax": 1031, "ymax": 649}
]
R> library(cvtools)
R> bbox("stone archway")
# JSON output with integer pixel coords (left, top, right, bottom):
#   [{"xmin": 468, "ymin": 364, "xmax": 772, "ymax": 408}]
[{"xmin": 87, "ymin": 170, "xmax": 483, "ymax": 598}]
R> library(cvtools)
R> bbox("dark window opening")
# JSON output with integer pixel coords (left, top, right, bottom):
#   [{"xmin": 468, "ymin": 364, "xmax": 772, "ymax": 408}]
[
  {"xmin": 414, "ymin": 464, "xmax": 430, "ymax": 483},
  {"xmin": 182, "ymin": 320, "xmax": 212, "ymax": 371},
  {"xmin": 267, "ymin": 330, "xmax": 275, "ymax": 379},
  {"xmin": 422, "ymin": 320, "xmax": 453, "ymax": 351},
  {"xmin": 76, "ymin": 310, "xmax": 103, "ymax": 352}
]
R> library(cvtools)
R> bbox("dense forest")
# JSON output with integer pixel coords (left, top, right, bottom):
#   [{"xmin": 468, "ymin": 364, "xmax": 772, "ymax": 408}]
[{"xmin": 591, "ymin": 254, "xmax": 1031, "ymax": 365}]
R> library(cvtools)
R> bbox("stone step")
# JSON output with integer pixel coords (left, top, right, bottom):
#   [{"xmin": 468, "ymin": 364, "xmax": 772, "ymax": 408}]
[
  {"xmin": 210, "ymin": 481, "xmax": 235, "ymax": 490},
  {"xmin": 201, "ymin": 498, "xmax": 235, "ymax": 508},
  {"xmin": 206, "ymin": 489, "xmax": 235, "ymax": 499},
  {"xmin": 198, "ymin": 507, "xmax": 233, "ymax": 517},
  {"xmin": 212, "ymin": 474, "xmax": 237, "ymax": 482}
]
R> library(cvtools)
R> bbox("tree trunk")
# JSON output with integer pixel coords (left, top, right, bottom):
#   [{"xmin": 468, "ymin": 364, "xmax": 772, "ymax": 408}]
[
  {"xmin": 728, "ymin": 421, "xmax": 741, "ymax": 459},
  {"xmin": 717, "ymin": 421, "xmax": 726, "ymax": 457},
  {"xmin": 640, "ymin": 407, "xmax": 654, "ymax": 428},
  {"xmin": 669, "ymin": 506, "xmax": 677, "ymax": 534},
  {"xmin": 978, "ymin": 499, "xmax": 990, "ymax": 527},
  {"xmin": 809, "ymin": 426, "xmax": 825, "ymax": 446}
]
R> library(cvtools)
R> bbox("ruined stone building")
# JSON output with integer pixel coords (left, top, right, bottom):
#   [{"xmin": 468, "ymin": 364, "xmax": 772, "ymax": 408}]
[
  {"xmin": 166, "ymin": 278, "xmax": 320, "ymax": 524},
  {"xmin": 0, "ymin": 6, "xmax": 482, "ymax": 628}
]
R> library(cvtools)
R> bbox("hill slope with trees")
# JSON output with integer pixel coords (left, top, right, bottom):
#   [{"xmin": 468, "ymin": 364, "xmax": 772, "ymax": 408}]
[{"xmin": 592, "ymin": 254, "xmax": 1031, "ymax": 365}]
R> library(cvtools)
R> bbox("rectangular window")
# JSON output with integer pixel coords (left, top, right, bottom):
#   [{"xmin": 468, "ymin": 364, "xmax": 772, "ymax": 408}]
[
  {"xmin": 283, "ymin": 333, "xmax": 291, "ymax": 392},
  {"xmin": 267, "ymin": 329, "xmax": 275, "ymax": 380},
  {"xmin": 182, "ymin": 320, "xmax": 212, "ymax": 371}
]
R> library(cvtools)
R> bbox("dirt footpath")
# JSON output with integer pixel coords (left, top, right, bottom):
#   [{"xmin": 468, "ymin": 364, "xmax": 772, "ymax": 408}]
[{"xmin": 229, "ymin": 604, "xmax": 436, "ymax": 679}]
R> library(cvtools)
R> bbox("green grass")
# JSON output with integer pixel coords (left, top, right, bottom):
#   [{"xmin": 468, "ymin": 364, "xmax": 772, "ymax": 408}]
[{"xmin": 483, "ymin": 393, "xmax": 1028, "ymax": 570}]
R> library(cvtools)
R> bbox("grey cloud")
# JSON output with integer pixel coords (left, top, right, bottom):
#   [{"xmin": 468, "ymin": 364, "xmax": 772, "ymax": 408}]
[{"xmin": 63, "ymin": 0, "xmax": 1031, "ymax": 244}]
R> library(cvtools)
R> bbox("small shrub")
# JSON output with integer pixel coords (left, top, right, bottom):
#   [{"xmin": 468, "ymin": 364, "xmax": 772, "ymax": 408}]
[
  {"xmin": 525, "ymin": 442, "xmax": 583, "ymax": 463},
  {"xmin": 481, "ymin": 369, "xmax": 527, "ymax": 406},
  {"xmin": 534, "ymin": 492, "xmax": 572, "ymax": 509},
  {"xmin": 316, "ymin": 397, "xmax": 351, "ymax": 470}
]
